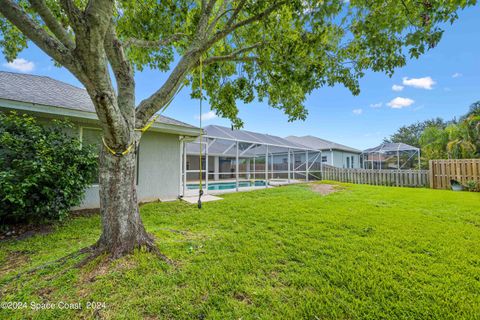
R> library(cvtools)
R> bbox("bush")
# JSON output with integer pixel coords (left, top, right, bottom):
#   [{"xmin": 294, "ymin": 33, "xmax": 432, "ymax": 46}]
[
  {"xmin": 0, "ymin": 112, "xmax": 98, "ymax": 224},
  {"xmin": 464, "ymin": 180, "xmax": 479, "ymax": 192}
]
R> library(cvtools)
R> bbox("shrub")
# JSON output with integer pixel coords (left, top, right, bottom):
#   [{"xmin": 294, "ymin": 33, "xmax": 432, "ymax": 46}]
[
  {"xmin": 464, "ymin": 180, "xmax": 479, "ymax": 192},
  {"xmin": 0, "ymin": 112, "xmax": 98, "ymax": 224}
]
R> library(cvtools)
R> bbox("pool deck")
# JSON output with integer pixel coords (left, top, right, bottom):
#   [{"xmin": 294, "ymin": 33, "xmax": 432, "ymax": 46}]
[
  {"xmin": 183, "ymin": 179, "xmax": 304, "ymax": 197},
  {"xmin": 182, "ymin": 194, "xmax": 223, "ymax": 204}
]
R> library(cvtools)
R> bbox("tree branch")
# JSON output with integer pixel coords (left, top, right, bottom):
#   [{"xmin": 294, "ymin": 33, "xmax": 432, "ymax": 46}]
[
  {"xmin": 205, "ymin": 1, "xmax": 286, "ymax": 49},
  {"xmin": 123, "ymin": 33, "xmax": 186, "ymax": 48},
  {"xmin": 104, "ymin": 26, "xmax": 135, "ymax": 122},
  {"xmin": 198, "ymin": 0, "xmax": 218, "ymax": 36},
  {"xmin": 28, "ymin": 0, "xmax": 75, "ymax": 49},
  {"xmin": 206, "ymin": 0, "xmax": 231, "ymax": 35},
  {"xmin": 135, "ymin": 2, "xmax": 285, "ymax": 126},
  {"xmin": 58, "ymin": 0, "xmax": 129, "ymax": 146},
  {"xmin": 225, "ymin": 0, "xmax": 247, "ymax": 27},
  {"xmin": 58, "ymin": 0, "xmax": 83, "ymax": 30},
  {"xmin": 205, "ymin": 56, "xmax": 257, "ymax": 65},
  {"xmin": 0, "ymin": 0, "xmax": 76, "ymax": 69},
  {"xmin": 135, "ymin": 50, "xmax": 199, "ymax": 127},
  {"xmin": 81, "ymin": 0, "xmax": 115, "ymax": 46},
  {"xmin": 202, "ymin": 42, "xmax": 263, "ymax": 65},
  {"xmin": 135, "ymin": 1, "xmax": 221, "ymax": 125},
  {"xmin": 400, "ymin": 0, "xmax": 417, "ymax": 26}
]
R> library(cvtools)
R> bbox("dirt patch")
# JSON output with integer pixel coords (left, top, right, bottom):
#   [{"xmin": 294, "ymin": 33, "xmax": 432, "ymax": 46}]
[
  {"xmin": 0, "ymin": 224, "xmax": 54, "ymax": 242},
  {"xmin": 233, "ymin": 292, "xmax": 252, "ymax": 305},
  {"xmin": 0, "ymin": 209, "xmax": 99, "ymax": 242},
  {"xmin": 70, "ymin": 208, "xmax": 99, "ymax": 218},
  {"xmin": 0, "ymin": 250, "xmax": 31, "ymax": 276},
  {"xmin": 80, "ymin": 257, "xmax": 111, "ymax": 284},
  {"xmin": 310, "ymin": 183, "xmax": 341, "ymax": 195},
  {"xmin": 37, "ymin": 287, "xmax": 55, "ymax": 299}
]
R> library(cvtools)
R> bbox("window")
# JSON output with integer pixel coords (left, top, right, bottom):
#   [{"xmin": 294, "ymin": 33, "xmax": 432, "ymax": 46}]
[
  {"xmin": 346, "ymin": 157, "xmax": 350, "ymax": 168},
  {"xmin": 351, "ymin": 156, "xmax": 354, "ymax": 168},
  {"xmin": 321, "ymin": 156, "xmax": 327, "ymax": 163}
]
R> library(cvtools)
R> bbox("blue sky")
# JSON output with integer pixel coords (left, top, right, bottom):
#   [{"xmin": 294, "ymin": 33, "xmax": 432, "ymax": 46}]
[{"xmin": 1, "ymin": 6, "xmax": 479, "ymax": 150}]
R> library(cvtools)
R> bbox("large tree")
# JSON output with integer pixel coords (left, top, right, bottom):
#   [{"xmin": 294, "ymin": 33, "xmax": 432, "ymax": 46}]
[
  {"xmin": 384, "ymin": 117, "xmax": 450, "ymax": 148},
  {"xmin": 0, "ymin": 0, "xmax": 474, "ymax": 258}
]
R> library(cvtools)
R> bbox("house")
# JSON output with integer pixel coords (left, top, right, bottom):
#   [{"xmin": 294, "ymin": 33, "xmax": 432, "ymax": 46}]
[
  {"xmin": 0, "ymin": 71, "xmax": 200, "ymax": 209},
  {"xmin": 285, "ymin": 135, "xmax": 362, "ymax": 168}
]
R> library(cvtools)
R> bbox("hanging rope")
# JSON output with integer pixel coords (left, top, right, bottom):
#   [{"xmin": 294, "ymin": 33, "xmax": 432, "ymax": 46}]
[{"xmin": 197, "ymin": 56, "xmax": 204, "ymax": 209}]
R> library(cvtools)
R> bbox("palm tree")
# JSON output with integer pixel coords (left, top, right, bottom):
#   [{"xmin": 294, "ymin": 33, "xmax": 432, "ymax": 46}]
[
  {"xmin": 445, "ymin": 123, "xmax": 476, "ymax": 158},
  {"xmin": 419, "ymin": 125, "xmax": 449, "ymax": 162},
  {"xmin": 414, "ymin": 101, "xmax": 480, "ymax": 162},
  {"xmin": 465, "ymin": 105, "xmax": 480, "ymax": 156}
]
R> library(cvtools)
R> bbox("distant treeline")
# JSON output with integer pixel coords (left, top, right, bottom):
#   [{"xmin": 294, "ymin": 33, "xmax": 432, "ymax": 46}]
[{"xmin": 384, "ymin": 101, "xmax": 480, "ymax": 164}]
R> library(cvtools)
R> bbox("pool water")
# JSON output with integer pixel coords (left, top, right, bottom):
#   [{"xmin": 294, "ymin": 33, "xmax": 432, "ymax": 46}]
[{"xmin": 187, "ymin": 180, "xmax": 266, "ymax": 191}]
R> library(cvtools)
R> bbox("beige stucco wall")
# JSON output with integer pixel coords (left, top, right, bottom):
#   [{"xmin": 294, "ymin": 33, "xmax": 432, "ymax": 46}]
[{"xmin": 79, "ymin": 130, "xmax": 181, "ymax": 209}]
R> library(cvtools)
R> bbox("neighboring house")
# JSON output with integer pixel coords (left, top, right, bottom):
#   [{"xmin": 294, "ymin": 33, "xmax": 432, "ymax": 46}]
[
  {"xmin": 285, "ymin": 135, "xmax": 362, "ymax": 168},
  {"xmin": 0, "ymin": 71, "xmax": 200, "ymax": 209}
]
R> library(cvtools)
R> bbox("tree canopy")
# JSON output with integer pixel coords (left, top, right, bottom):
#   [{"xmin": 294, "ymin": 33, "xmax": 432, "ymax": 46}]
[
  {"xmin": 385, "ymin": 118, "xmax": 450, "ymax": 148},
  {"xmin": 1, "ymin": 0, "xmax": 475, "ymax": 129},
  {"xmin": 387, "ymin": 101, "xmax": 480, "ymax": 163}
]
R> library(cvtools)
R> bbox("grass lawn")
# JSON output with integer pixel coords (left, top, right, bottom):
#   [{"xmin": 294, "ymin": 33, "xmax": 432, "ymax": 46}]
[{"xmin": 0, "ymin": 182, "xmax": 479, "ymax": 319}]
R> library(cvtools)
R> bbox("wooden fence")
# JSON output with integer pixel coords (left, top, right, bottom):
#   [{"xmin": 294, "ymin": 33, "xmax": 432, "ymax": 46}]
[
  {"xmin": 322, "ymin": 165, "xmax": 429, "ymax": 187},
  {"xmin": 429, "ymin": 159, "xmax": 480, "ymax": 189}
]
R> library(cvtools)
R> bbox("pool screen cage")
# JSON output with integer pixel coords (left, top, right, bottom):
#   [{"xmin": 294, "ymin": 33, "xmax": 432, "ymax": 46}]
[
  {"xmin": 361, "ymin": 142, "xmax": 421, "ymax": 170},
  {"xmin": 181, "ymin": 125, "xmax": 322, "ymax": 195}
]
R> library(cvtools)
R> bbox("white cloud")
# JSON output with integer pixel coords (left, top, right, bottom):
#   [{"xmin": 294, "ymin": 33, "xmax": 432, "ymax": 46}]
[
  {"xmin": 352, "ymin": 108, "xmax": 363, "ymax": 115},
  {"xmin": 452, "ymin": 72, "xmax": 462, "ymax": 78},
  {"xmin": 195, "ymin": 110, "xmax": 217, "ymax": 121},
  {"xmin": 3, "ymin": 58, "xmax": 35, "ymax": 73},
  {"xmin": 369, "ymin": 102, "xmax": 382, "ymax": 108},
  {"xmin": 387, "ymin": 97, "xmax": 415, "ymax": 109},
  {"xmin": 402, "ymin": 76, "xmax": 436, "ymax": 90},
  {"xmin": 392, "ymin": 84, "xmax": 404, "ymax": 92}
]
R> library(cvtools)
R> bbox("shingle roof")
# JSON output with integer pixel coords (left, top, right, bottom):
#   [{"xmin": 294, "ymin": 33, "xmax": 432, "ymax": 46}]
[
  {"xmin": 0, "ymin": 71, "xmax": 196, "ymax": 128},
  {"xmin": 285, "ymin": 135, "xmax": 362, "ymax": 153}
]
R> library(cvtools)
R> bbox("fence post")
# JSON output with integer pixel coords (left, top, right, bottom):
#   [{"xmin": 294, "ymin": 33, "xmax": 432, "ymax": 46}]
[{"xmin": 429, "ymin": 160, "xmax": 434, "ymax": 189}]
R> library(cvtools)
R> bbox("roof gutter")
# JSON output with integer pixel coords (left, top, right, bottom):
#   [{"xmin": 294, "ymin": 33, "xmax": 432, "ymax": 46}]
[
  {"xmin": 318, "ymin": 147, "xmax": 361, "ymax": 154},
  {"xmin": 0, "ymin": 98, "xmax": 201, "ymax": 137}
]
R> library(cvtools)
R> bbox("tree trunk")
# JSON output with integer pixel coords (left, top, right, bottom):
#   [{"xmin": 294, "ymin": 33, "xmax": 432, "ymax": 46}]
[{"xmin": 95, "ymin": 140, "xmax": 154, "ymax": 258}]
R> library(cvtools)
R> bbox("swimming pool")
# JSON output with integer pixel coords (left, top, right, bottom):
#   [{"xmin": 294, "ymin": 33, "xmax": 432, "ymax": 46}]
[{"xmin": 187, "ymin": 180, "xmax": 266, "ymax": 191}]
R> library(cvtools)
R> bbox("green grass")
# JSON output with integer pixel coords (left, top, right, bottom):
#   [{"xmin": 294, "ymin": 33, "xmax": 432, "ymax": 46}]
[{"xmin": 1, "ymin": 182, "xmax": 479, "ymax": 319}]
